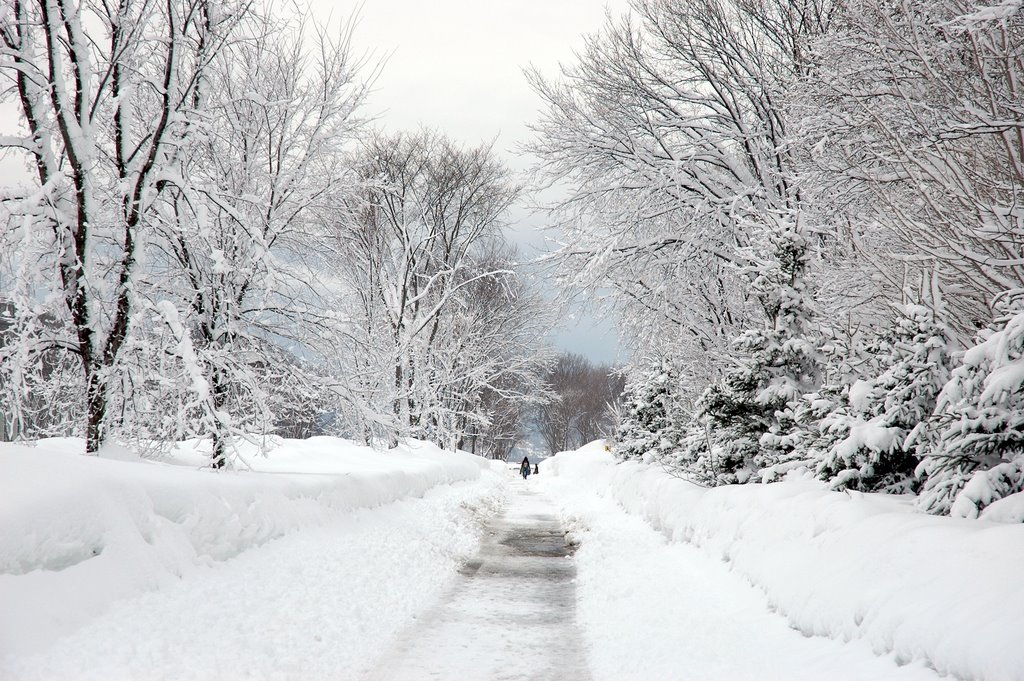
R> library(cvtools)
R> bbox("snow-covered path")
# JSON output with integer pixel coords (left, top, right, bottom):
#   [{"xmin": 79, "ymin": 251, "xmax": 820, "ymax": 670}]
[
  {"xmin": 540, "ymin": 474, "xmax": 945, "ymax": 681},
  {"xmin": 363, "ymin": 477, "xmax": 589, "ymax": 681}
]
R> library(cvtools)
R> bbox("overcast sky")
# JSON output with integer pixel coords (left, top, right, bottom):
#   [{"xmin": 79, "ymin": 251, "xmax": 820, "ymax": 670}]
[
  {"xmin": 321, "ymin": 1, "xmax": 622, "ymax": 154},
  {"xmin": 318, "ymin": 0, "xmax": 629, "ymax": 366}
]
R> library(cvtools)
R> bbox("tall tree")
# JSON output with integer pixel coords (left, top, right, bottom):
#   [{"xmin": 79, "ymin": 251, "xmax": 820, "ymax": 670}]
[
  {"xmin": 800, "ymin": 0, "xmax": 1024, "ymax": 334},
  {"xmin": 338, "ymin": 131, "xmax": 549, "ymax": 449},
  {"xmin": 145, "ymin": 11, "xmax": 370, "ymax": 466},
  {"xmin": 1, "ymin": 0, "xmax": 249, "ymax": 452},
  {"xmin": 528, "ymin": 0, "xmax": 833, "ymax": 397}
]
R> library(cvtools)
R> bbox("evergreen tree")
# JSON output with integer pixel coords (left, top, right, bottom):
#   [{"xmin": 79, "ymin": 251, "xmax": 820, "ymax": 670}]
[
  {"xmin": 614, "ymin": 363, "xmax": 679, "ymax": 461},
  {"xmin": 817, "ymin": 305, "xmax": 952, "ymax": 492},
  {"xmin": 780, "ymin": 382, "xmax": 851, "ymax": 480},
  {"xmin": 917, "ymin": 293, "xmax": 1024, "ymax": 517},
  {"xmin": 697, "ymin": 224, "xmax": 820, "ymax": 483},
  {"xmin": 779, "ymin": 326, "xmax": 893, "ymax": 478}
]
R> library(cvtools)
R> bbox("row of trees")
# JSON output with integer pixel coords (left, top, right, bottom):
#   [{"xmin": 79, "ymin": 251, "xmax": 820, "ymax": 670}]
[
  {"xmin": 535, "ymin": 353, "xmax": 623, "ymax": 454},
  {"xmin": 530, "ymin": 0, "xmax": 1024, "ymax": 516},
  {"xmin": 338, "ymin": 132, "xmax": 552, "ymax": 457},
  {"xmin": 0, "ymin": 0, "xmax": 550, "ymax": 463}
]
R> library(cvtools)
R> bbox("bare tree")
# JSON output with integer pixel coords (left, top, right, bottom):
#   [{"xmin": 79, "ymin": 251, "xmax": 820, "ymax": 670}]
[
  {"xmin": 527, "ymin": 0, "xmax": 834, "ymax": 399},
  {"xmin": 1, "ymin": 0, "xmax": 249, "ymax": 452},
  {"xmin": 142, "ymin": 11, "xmax": 371, "ymax": 466},
  {"xmin": 536, "ymin": 353, "xmax": 623, "ymax": 454},
  {"xmin": 337, "ymin": 131, "xmax": 550, "ymax": 450},
  {"xmin": 799, "ymin": 0, "xmax": 1024, "ymax": 335}
]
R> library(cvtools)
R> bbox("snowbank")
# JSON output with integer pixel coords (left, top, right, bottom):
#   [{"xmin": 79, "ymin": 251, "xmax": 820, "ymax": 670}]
[
  {"xmin": 542, "ymin": 442, "xmax": 1024, "ymax": 681},
  {"xmin": 0, "ymin": 436, "xmax": 491, "ymax": 659}
]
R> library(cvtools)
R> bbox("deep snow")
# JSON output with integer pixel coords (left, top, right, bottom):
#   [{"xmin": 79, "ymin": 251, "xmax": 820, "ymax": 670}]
[
  {"xmin": 0, "ymin": 436, "xmax": 505, "ymax": 679},
  {"xmin": 6, "ymin": 436, "xmax": 1021, "ymax": 681},
  {"xmin": 540, "ymin": 442, "xmax": 1024, "ymax": 681}
]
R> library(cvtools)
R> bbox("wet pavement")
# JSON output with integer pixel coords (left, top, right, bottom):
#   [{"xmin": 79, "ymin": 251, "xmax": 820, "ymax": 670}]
[{"xmin": 362, "ymin": 478, "xmax": 590, "ymax": 681}]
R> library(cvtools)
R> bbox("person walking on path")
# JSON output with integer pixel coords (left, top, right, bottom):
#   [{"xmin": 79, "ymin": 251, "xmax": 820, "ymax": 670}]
[{"xmin": 520, "ymin": 456, "xmax": 531, "ymax": 480}]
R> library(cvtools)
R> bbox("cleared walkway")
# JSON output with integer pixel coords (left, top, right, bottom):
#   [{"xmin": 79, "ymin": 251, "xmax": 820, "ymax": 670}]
[{"xmin": 364, "ymin": 477, "xmax": 590, "ymax": 681}]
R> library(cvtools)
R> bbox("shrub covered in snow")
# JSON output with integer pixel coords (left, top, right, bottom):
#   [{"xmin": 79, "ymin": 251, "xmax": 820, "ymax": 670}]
[{"xmin": 613, "ymin": 363, "xmax": 682, "ymax": 461}]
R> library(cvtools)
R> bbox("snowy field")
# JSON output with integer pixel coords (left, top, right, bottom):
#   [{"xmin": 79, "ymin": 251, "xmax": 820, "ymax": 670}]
[
  {"xmin": 539, "ymin": 443, "xmax": 1024, "ymax": 681},
  {"xmin": 0, "ymin": 437, "xmax": 505, "ymax": 680}
]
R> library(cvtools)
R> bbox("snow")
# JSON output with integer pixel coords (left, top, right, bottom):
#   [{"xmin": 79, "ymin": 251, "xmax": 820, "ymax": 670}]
[
  {"xmin": 832, "ymin": 416, "xmax": 903, "ymax": 459},
  {"xmin": 962, "ymin": 0, "xmax": 1022, "ymax": 24},
  {"xmin": 0, "ymin": 436, "xmax": 503, "ymax": 677},
  {"xmin": 541, "ymin": 477, "xmax": 940, "ymax": 680},
  {"xmin": 980, "ymin": 359, "xmax": 1024, "ymax": 404},
  {"xmin": 981, "ymin": 490, "xmax": 1024, "ymax": 523},
  {"xmin": 848, "ymin": 379, "xmax": 875, "ymax": 412},
  {"xmin": 951, "ymin": 461, "xmax": 1024, "ymax": 520},
  {"xmin": 541, "ymin": 442, "xmax": 1024, "ymax": 681},
  {"xmin": 7, "ymin": 434, "xmax": 1022, "ymax": 681}
]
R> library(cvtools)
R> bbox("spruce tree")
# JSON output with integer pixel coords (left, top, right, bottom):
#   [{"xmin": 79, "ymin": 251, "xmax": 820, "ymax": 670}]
[
  {"xmin": 697, "ymin": 224, "xmax": 820, "ymax": 483},
  {"xmin": 780, "ymin": 326, "xmax": 892, "ymax": 477},
  {"xmin": 817, "ymin": 305, "xmax": 952, "ymax": 492},
  {"xmin": 614, "ymin": 363, "xmax": 678, "ymax": 461},
  {"xmin": 917, "ymin": 294, "xmax": 1024, "ymax": 517}
]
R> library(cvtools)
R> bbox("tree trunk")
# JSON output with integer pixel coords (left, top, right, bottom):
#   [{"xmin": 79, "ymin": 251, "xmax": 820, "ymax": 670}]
[
  {"xmin": 210, "ymin": 369, "xmax": 228, "ymax": 469},
  {"xmin": 85, "ymin": 369, "xmax": 106, "ymax": 454}
]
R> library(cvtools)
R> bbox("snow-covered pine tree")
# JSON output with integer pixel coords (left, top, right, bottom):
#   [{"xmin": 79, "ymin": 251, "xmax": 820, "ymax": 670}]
[
  {"xmin": 785, "ymin": 383, "xmax": 850, "ymax": 475},
  {"xmin": 817, "ymin": 305, "xmax": 952, "ymax": 492},
  {"xmin": 777, "ymin": 323, "xmax": 882, "ymax": 471},
  {"xmin": 692, "ymin": 366, "xmax": 771, "ymax": 483},
  {"xmin": 614, "ymin": 363, "xmax": 680, "ymax": 461},
  {"xmin": 917, "ymin": 292, "xmax": 1024, "ymax": 517},
  {"xmin": 698, "ymin": 223, "xmax": 820, "ymax": 483}
]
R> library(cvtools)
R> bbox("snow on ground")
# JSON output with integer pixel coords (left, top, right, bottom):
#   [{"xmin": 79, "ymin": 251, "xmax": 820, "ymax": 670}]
[
  {"xmin": 0, "ymin": 436, "xmax": 505, "ymax": 679},
  {"xmin": 540, "ymin": 443, "xmax": 1024, "ymax": 681}
]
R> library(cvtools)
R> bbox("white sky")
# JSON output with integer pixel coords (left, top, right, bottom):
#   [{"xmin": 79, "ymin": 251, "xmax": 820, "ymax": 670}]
[
  {"xmin": 323, "ymin": 0, "xmax": 622, "ymax": 157},
  {"xmin": 318, "ymin": 0, "xmax": 630, "ymax": 365}
]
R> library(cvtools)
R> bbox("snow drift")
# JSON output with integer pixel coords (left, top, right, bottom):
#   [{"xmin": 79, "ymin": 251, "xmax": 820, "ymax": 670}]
[
  {"xmin": 543, "ymin": 442, "xmax": 1024, "ymax": 681},
  {"xmin": 0, "ymin": 437, "xmax": 490, "ymax": 659}
]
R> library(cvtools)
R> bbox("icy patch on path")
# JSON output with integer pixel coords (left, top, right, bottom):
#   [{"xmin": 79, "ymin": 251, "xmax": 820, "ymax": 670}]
[
  {"xmin": 1, "ymin": 475, "xmax": 505, "ymax": 681},
  {"xmin": 540, "ymin": 474, "xmax": 942, "ymax": 681}
]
